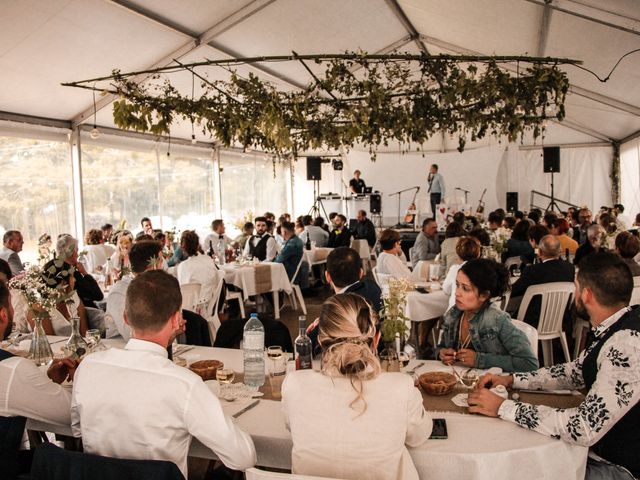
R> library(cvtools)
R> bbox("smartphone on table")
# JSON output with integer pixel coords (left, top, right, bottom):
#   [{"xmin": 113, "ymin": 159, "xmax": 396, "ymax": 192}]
[{"xmin": 429, "ymin": 418, "xmax": 448, "ymax": 439}]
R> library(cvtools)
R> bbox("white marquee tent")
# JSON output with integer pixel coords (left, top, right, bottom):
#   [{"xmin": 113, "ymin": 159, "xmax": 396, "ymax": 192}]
[{"xmin": 1, "ymin": 0, "xmax": 639, "ymax": 233}]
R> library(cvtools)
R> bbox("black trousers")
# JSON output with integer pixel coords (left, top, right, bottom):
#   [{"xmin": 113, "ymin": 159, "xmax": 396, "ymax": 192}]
[{"xmin": 430, "ymin": 192, "xmax": 442, "ymax": 219}]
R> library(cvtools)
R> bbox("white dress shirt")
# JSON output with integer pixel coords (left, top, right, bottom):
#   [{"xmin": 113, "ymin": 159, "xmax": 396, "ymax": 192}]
[
  {"xmin": 71, "ymin": 339, "xmax": 256, "ymax": 477},
  {"xmin": 201, "ymin": 233, "xmax": 233, "ymax": 259},
  {"xmin": 243, "ymin": 234, "xmax": 278, "ymax": 262},
  {"xmin": 176, "ymin": 254, "xmax": 222, "ymax": 304},
  {"xmin": 0, "ymin": 353, "xmax": 72, "ymax": 426},
  {"xmin": 282, "ymin": 370, "xmax": 431, "ymax": 480},
  {"xmin": 376, "ymin": 252, "xmax": 412, "ymax": 280},
  {"xmin": 105, "ymin": 276, "xmax": 133, "ymax": 340},
  {"xmin": 299, "ymin": 226, "xmax": 329, "ymax": 248}
]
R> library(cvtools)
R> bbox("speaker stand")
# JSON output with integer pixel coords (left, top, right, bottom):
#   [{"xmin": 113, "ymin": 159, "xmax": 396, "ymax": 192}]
[
  {"xmin": 308, "ymin": 180, "xmax": 329, "ymax": 219},
  {"xmin": 546, "ymin": 171, "xmax": 561, "ymax": 213}
]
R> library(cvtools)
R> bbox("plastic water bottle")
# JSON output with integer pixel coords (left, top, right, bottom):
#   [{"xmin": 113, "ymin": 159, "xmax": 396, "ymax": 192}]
[{"xmin": 243, "ymin": 313, "xmax": 265, "ymax": 388}]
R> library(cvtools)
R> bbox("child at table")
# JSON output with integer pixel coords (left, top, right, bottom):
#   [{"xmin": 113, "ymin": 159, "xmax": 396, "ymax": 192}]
[{"xmin": 437, "ymin": 258, "xmax": 538, "ymax": 373}]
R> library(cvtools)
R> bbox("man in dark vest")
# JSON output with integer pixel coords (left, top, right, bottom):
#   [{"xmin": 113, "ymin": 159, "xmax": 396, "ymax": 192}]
[
  {"xmin": 469, "ymin": 252, "xmax": 640, "ymax": 479},
  {"xmin": 242, "ymin": 216, "xmax": 278, "ymax": 261},
  {"xmin": 0, "ymin": 282, "xmax": 78, "ymax": 478}
]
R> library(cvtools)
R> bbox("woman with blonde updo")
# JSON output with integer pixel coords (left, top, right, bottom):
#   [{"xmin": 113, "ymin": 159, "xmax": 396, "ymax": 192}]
[{"xmin": 281, "ymin": 293, "xmax": 432, "ymax": 480}]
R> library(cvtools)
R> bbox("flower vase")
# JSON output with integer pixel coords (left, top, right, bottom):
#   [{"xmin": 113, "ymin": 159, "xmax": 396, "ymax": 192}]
[
  {"xmin": 64, "ymin": 316, "xmax": 88, "ymax": 358},
  {"xmin": 379, "ymin": 343, "xmax": 400, "ymax": 372},
  {"xmin": 29, "ymin": 315, "xmax": 53, "ymax": 366}
]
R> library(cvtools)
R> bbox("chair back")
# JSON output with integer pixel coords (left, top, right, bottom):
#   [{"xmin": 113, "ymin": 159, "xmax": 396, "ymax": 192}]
[
  {"xmin": 179, "ymin": 283, "xmax": 201, "ymax": 312},
  {"xmin": 511, "ymin": 319, "xmax": 539, "ymax": 358},
  {"xmin": 630, "ymin": 276, "xmax": 640, "ymax": 306},
  {"xmin": 492, "ymin": 289, "xmax": 511, "ymax": 312},
  {"xmin": 516, "ymin": 282, "xmax": 574, "ymax": 336},
  {"xmin": 350, "ymin": 239, "xmax": 370, "ymax": 260},
  {"xmin": 503, "ymin": 256, "xmax": 522, "ymax": 270},
  {"xmin": 245, "ymin": 467, "xmax": 343, "ymax": 480},
  {"xmin": 371, "ymin": 266, "xmax": 390, "ymax": 288},
  {"xmin": 291, "ymin": 256, "xmax": 305, "ymax": 284},
  {"xmin": 31, "ymin": 442, "xmax": 184, "ymax": 480}
]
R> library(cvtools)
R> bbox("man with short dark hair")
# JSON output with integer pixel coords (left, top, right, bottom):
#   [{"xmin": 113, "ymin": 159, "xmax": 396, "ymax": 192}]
[
  {"xmin": 72, "ymin": 270, "xmax": 256, "ymax": 478},
  {"xmin": 353, "ymin": 210, "xmax": 376, "ymax": 248},
  {"xmin": 469, "ymin": 252, "xmax": 640, "ymax": 479},
  {"xmin": 328, "ymin": 214, "xmax": 351, "ymax": 248},
  {"xmin": 275, "ymin": 222, "xmax": 305, "ymax": 281},
  {"xmin": 0, "ymin": 281, "xmax": 78, "ymax": 477},
  {"xmin": 0, "ymin": 231, "xmax": 24, "ymax": 276},
  {"xmin": 140, "ymin": 217, "xmax": 153, "ymax": 236},
  {"xmin": 201, "ymin": 219, "xmax": 233, "ymax": 259},
  {"xmin": 510, "ymin": 234, "xmax": 575, "ymax": 327},
  {"xmin": 325, "ymin": 247, "xmax": 382, "ymax": 313},
  {"xmin": 349, "ymin": 170, "xmax": 366, "ymax": 194},
  {"xmin": 409, "ymin": 218, "xmax": 440, "ymax": 267},
  {"xmin": 243, "ymin": 216, "xmax": 278, "ymax": 261},
  {"xmin": 101, "ymin": 223, "xmax": 114, "ymax": 244},
  {"xmin": 299, "ymin": 216, "xmax": 329, "ymax": 248}
]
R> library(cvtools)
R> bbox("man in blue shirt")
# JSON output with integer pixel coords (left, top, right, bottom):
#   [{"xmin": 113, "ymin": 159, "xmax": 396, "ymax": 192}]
[
  {"xmin": 275, "ymin": 222, "xmax": 306, "ymax": 284},
  {"xmin": 427, "ymin": 164, "xmax": 445, "ymax": 218}
]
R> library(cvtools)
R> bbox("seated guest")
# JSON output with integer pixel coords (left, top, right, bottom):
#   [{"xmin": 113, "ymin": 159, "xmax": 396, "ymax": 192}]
[
  {"xmin": 574, "ymin": 224, "xmax": 604, "ymax": 266},
  {"xmin": 0, "ymin": 231, "xmax": 24, "ymax": 276},
  {"xmin": 502, "ymin": 219, "xmax": 534, "ymax": 263},
  {"xmin": 234, "ymin": 222, "xmax": 254, "ymax": 250},
  {"xmin": 468, "ymin": 227, "xmax": 490, "ymax": 247},
  {"xmin": 574, "ymin": 208, "xmax": 594, "ymax": 245},
  {"xmin": 328, "ymin": 214, "xmax": 351, "ymax": 248},
  {"xmin": 326, "ymin": 247, "xmax": 382, "ymax": 313},
  {"xmin": 243, "ymin": 216, "xmax": 278, "ymax": 261},
  {"xmin": 0, "ymin": 282, "xmax": 78, "ymax": 479},
  {"xmin": 275, "ymin": 222, "xmax": 306, "ymax": 282},
  {"xmin": 26, "ymin": 259, "xmax": 88, "ymax": 337},
  {"xmin": 314, "ymin": 216, "xmax": 329, "ymax": 233},
  {"xmin": 510, "ymin": 235, "xmax": 575, "ymax": 328},
  {"xmin": 528, "ymin": 208, "xmax": 542, "ymax": 225},
  {"xmin": 299, "ymin": 215, "xmax": 329, "ymax": 248},
  {"xmin": 442, "ymin": 237, "xmax": 482, "ymax": 309},
  {"xmin": 83, "ymin": 228, "xmax": 114, "ymax": 274},
  {"xmin": 56, "ymin": 234, "xmax": 104, "ymax": 310},
  {"xmin": 275, "ymin": 215, "xmax": 287, "ymax": 245},
  {"xmin": 376, "ymin": 229, "xmax": 411, "ymax": 280},
  {"xmin": 263, "ymin": 211, "xmax": 276, "ymax": 223},
  {"xmin": 487, "ymin": 211, "xmax": 502, "ymax": 234},
  {"xmin": 101, "ymin": 223, "xmax": 114, "ymax": 244},
  {"xmin": 437, "ymin": 259, "xmax": 538, "ymax": 372},
  {"xmin": 469, "ymin": 253, "xmax": 640, "ymax": 478},
  {"xmin": 201, "ymin": 219, "xmax": 233, "ymax": 259},
  {"xmin": 282, "ymin": 294, "xmax": 431, "ymax": 480},
  {"xmin": 439, "ymin": 221, "xmax": 464, "ymax": 274},
  {"xmin": 409, "ymin": 218, "xmax": 440, "ymax": 267},
  {"xmin": 109, "ymin": 231, "xmax": 133, "ymax": 278},
  {"xmin": 0, "ymin": 260, "xmax": 11, "ymax": 284},
  {"xmin": 551, "ymin": 218, "xmax": 578, "ymax": 255},
  {"xmin": 502, "ymin": 217, "xmax": 516, "ymax": 230},
  {"xmin": 615, "ymin": 231, "xmax": 640, "ymax": 276},
  {"xmin": 353, "ymin": 210, "xmax": 376, "ymax": 248},
  {"xmin": 176, "ymin": 231, "xmax": 222, "ymax": 305},
  {"xmin": 72, "ymin": 270, "xmax": 256, "ymax": 478},
  {"xmin": 140, "ymin": 216, "xmax": 153, "ymax": 236}
]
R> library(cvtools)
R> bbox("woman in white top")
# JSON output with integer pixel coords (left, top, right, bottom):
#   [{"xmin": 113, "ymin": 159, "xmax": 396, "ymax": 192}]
[
  {"xmin": 439, "ymin": 222, "xmax": 464, "ymax": 274},
  {"xmin": 83, "ymin": 229, "xmax": 115, "ymax": 275},
  {"xmin": 282, "ymin": 294, "xmax": 432, "ymax": 480},
  {"xmin": 442, "ymin": 236, "xmax": 482, "ymax": 309},
  {"xmin": 376, "ymin": 229, "xmax": 412, "ymax": 280},
  {"xmin": 176, "ymin": 230, "xmax": 221, "ymax": 305}
]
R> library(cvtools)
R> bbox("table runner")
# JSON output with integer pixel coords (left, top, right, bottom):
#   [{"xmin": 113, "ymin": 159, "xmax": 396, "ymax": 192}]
[{"xmin": 254, "ymin": 264, "xmax": 273, "ymax": 294}]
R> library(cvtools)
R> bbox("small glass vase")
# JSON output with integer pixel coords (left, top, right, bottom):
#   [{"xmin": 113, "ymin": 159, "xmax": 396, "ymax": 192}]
[
  {"xmin": 64, "ymin": 316, "xmax": 88, "ymax": 358},
  {"xmin": 379, "ymin": 343, "xmax": 400, "ymax": 372},
  {"xmin": 29, "ymin": 315, "xmax": 53, "ymax": 366}
]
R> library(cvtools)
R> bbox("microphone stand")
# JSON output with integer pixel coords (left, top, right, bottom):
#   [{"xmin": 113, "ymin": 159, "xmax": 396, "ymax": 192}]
[
  {"xmin": 389, "ymin": 186, "xmax": 420, "ymax": 226},
  {"xmin": 341, "ymin": 179, "xmax": 350, "ymax": 219},
  {"xmin": 455, "ymin": 187, "xmax": 470, "ymax": 204}
]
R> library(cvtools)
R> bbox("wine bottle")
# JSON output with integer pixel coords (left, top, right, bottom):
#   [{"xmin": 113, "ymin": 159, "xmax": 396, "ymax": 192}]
[{"xmin": 295, "ymin": 316, "xmax": 312, "ymax": 370}]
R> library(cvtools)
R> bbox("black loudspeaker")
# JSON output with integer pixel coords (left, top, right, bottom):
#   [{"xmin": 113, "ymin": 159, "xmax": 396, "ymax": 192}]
[
  {"xmin": 543, "ymin": 147, "xmax": 560, "ymax": 173},
  {"xmin": 506, "ymin": 192, "xmax": 519, "ymax": 212},
  {"xmin": 306, "ymin": 156, "xmax": 322, "ymax": 181},
  {"xmin": 369, "ymin": 194, "xmax": 381, "ymax": 214}
]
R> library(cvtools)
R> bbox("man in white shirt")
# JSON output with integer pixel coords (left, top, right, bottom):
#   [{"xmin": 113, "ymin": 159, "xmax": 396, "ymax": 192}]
[
  {"xmin": 0, "ymin": 282, "xmax": 78, "ymax": 477},
  {"xmin": 72, "ymin": 270, "xmax": 256, "ymax": 477},
  {"xmin": 0, "ymin": 231, "xmax": 24, "ymax": 276},
  {"xmin": 201, "ymin": 219, "xmax": 233, "ymax": 259},
  {"xmin": 243, "ymin": 216, "xmax": 278, "ymax": 261},
  {"xmin": 299, "ymin": 216, "xmax": 329, "ymax": 248}
]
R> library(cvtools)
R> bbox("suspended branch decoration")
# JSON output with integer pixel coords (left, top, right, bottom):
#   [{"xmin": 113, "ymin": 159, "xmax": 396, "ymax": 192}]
[{"xmin": 63, "ymin": 52, "xmax": 578, "ymax": 158}]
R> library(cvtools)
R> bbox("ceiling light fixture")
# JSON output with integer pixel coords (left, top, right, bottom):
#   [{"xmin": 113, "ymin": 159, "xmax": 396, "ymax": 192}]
[{"xmin": 90, "ymin": 86, "xmax": 100, "ymax": 139}]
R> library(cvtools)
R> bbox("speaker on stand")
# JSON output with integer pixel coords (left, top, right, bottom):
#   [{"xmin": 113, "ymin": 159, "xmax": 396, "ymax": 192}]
[
  {"xmin": 306, "ymin": 157, "xmax": 328, "ymax": 219},
  {"xmin": 506, "ymin": 192, "xmax": 519, "ymax": 213},
  {"xmin": 543, "ymin": 147, "xmax": 561, "ymax": 213},
  {"xmin": 369, "ymin": 193, "xmax": 383, "ymax": 228}
]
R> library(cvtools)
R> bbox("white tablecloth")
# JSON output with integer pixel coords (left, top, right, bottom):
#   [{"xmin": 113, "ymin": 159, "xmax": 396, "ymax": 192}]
[
  {"xmin": 405, "ymin": 290, "xmax": 449, "ymax": 322},
  {"xmin": 25, "ymin": 347, "xmax": 587, "ymax": 480},
  {"xmin": 303, "ymin": 247, "xmax": 332, "ymax": 265},
  {"xmin": 221, "ymin": 262, "xmax": 292, "ymax": 296}
]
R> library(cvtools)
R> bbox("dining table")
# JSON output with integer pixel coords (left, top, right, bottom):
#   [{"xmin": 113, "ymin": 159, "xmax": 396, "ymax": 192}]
[{"xmin": 23, "ymin": 339, "xmax": 588, "ymax": 480}]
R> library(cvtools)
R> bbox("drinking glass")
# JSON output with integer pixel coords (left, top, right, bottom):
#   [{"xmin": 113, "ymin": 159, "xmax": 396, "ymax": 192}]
[
  {"xmin": 216, "ymin": 368, "xmax": 235, "ymax": 384},
  {"xmin": 398, "ymin": 351, "xmax": 411, "ymax": 369},
  {"xmin": 462, "ymin": 369, "xmax": 479, "ymax": 389},
  {"xmin": 267, "ymin": 352, "xmax": 287, "ymax": 399},
  {"xmin": 85, "ymin": 328, "xmax": 107, "ymax": 353}
]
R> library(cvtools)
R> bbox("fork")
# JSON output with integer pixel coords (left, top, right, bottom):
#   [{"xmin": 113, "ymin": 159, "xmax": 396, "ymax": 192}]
[{"xmin": 405, "ymin": 361, "xmax": 425, "ymax": 376}]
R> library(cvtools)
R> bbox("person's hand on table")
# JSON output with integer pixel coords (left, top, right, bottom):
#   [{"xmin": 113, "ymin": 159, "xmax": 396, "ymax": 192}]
[
  {"xmin": 47, "ymin": 358, "xmax": 79, "ymax": 384},
  {"xmin": 468, "ymin": 388, "xmax": 505, "ymax": 417},
  {"xmin": 457, "ymin": 348, "xmax": 476, "ymax": 367},
  {"xmin": 439, "ymin": 348, "xmax": 456, "ymax": 365},
  {"xmin": 476, "ymin": 373, "xmax": 514, "ymax": 390},
  {"xmin": 170, "ymin": 313, "xmax": 187, "ymax": 342}
]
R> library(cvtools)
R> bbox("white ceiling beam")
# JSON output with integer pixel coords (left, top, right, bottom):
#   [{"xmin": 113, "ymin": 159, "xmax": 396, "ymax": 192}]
[
  {"xmin": 0, "ymin": 110, "xmax": 71, "ymax": 130},
  {"xmin": 620, "ymin": 129, "xmax": 640, "ymax": 145},
  {"xmin": 551, "ymin": 118, "xmax": 612, "ymax": 142},
  {"xmin": 536, "ymin": 1, "xmax": 554, "ymax": 56},
  {"xmin": 420, "ymin": 34, "xmax": 640, "ymax": 117},
  {"xmin": 107, "ymin": 0, "xmax": 197, "ymax": 38},
  {"xmin": 522, "ymin": 0, "xmax": 640, "ymax": 36},
  {"xmin": 72, "ymin": 0, "xmax": 282, "ymax": 128},
  {"xmin": 348, "ymin": 35, "xmax": 413, "ymax": 73},
  {"xmin": 383, "ymin": 0, "xmax": 430, "ymax": 54}
]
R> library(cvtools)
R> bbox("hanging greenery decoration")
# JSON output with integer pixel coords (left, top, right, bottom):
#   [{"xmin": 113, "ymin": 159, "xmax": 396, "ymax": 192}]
[{"xmin": 64, "ymin": 52, "xmax": 575, "ymax": 158}]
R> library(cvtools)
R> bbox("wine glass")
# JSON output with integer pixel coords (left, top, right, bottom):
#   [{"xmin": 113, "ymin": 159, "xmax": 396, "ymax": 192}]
[
  {"xmin": 216, "ymin": 368, "xmax": 235, "ymax": 384},
  {"xmin": 267, "ymin": 346, "xmax": 283, "ymax": 369},
  {"xmin": 461, "ymin": 369, "xmax": 479, "ymax": 389}
]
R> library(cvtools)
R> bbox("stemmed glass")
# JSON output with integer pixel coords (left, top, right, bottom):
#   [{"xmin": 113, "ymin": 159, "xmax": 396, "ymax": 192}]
[{"xmin": 461, "ymin": 369, "xmax": 479, "ymax": 389}]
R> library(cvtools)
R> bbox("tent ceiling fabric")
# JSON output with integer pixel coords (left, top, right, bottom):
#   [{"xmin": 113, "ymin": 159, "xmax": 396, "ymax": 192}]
[{"xmin": 1, "ymin": 0, "xmax": 638, "ymax": 150}]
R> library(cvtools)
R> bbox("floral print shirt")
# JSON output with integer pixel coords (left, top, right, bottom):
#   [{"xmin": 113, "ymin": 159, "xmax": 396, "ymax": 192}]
[{"xmin": 498, "ymin": 307, "xmax": 640, "ymax": 446}]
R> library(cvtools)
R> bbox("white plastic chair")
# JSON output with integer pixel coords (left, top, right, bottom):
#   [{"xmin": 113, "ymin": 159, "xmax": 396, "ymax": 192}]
[
  {"xmin": 516, "ymin": 282, "xmax": 574, "ymax": 366},
  {"xmin": 572, "ymin": 318, "xmax": 590, "ymax": 359},
  {"xmin": 351, "ymin": 239, "xmax": 372, "ymax": 272},
  {"xmin": 200, "ymin": 275, "xmax": 225, "ymax": 343},
  {"xmin": 511, "ymin": 319, "xmax": 539, "ymax": 360},
  {"xmin": 503, "ymin": 256, "xmax": 522, "ymax": 270},
  {"xmin": 180, "ymin": 283, "xmax": 201, "ymax": 313},
  {"xmin": 245, "ymin": 468, "xmax": 344, "ymax": 480},
  {"xmin": 371, "ymin": 266, "xmax": 390, "ymax": 289},
  {"xmin": 285, "ymin": 257, "xmax": 307, "ymax": 315},
  {"xmin": 630, "ymin": 276, "xmax": 640, "ymax": 306}
]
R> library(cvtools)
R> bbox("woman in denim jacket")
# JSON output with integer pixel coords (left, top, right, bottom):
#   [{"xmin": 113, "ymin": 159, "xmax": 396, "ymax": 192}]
[{"xmin": 437, "ymin": 258, "xmax": 538, "ymax": 372}]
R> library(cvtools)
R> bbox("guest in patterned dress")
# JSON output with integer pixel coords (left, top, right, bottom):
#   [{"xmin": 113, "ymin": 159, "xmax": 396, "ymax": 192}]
[{"xmin": 468, "ymin": 252, "xmax": 640, "ymax": 479}]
